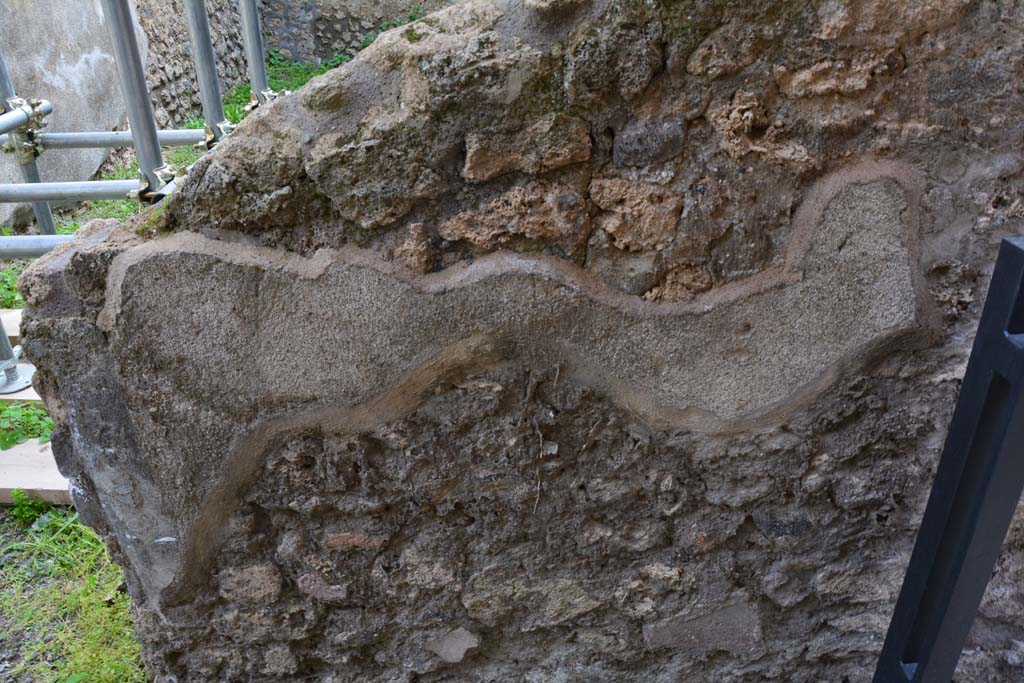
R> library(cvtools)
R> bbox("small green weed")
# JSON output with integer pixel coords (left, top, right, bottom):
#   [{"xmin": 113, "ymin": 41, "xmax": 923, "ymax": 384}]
[
  {"xmin": 223, "ymin": 82, "xmax": 252, "ymax": 124},
  {"xmin": 165, "ymin": 143, "xmax": 205, "ymax": 170},
  {"xmin": 362, "ymin": 4, "xmax": 425, "ymax": 49},
  {"xmin": 0, "ymin": 401, "xmax": 55, "ymax": 449},
  {"xmin": 0, "ymin": 259, "xmax": 30, "ymax": 308},
  {"xmin": 53, "ymin": 160, "xmax": 144, "ymax": 235},
  {"xmin": 8, "ymin": 488, "xmax": 52, "ymax": 527},
  {"xmin": 322, "ymin": 52, "xmax": 353, "ymax": 71}
]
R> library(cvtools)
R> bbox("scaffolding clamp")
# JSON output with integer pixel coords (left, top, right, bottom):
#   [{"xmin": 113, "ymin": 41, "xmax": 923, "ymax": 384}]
[
  {"xmin": 201, "ymin": 119, "xmax": 235, "ymax": 149},
  {"xmin": 245, "ymin": 88, "xmax": 285, "ymax": 113},
  {"xmin": 134, "ymin": 163, "xmax": 177, "ymax": 202},
  {"xmin": 1, "ymin": 97, "xmax": 49, "ymax": 163},
  {"xmin": 0, "ymin": 343, "xmax": 22, "ymax": 373}
]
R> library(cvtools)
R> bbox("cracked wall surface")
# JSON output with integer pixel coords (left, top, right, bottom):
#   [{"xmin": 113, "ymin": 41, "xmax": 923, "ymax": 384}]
[{"xmin": 19, "ymin": 0, "xmax": 1024, "ymax": 681}]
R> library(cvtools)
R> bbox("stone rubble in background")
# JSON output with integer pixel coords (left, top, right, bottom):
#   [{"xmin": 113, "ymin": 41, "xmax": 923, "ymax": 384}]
[
  {"xmin": 19, "ymin": 0, "xmax": 1024, "ymax": 682},
  {"xmin": 261, "ymin": 0, "xmax": 453, "ymax": 64},
  {"xmin": 134, "ymin": 0, "xmax": 249, "ymax": 127}
]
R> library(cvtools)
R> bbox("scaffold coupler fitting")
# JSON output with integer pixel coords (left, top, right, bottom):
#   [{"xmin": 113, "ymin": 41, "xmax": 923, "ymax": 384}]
[
  {"xmin": 134, "ymin": 164, "xmax": 178, "ymax": 203},
  {"xmin": 245, "ymin": 88, "xmax": 284, "ymax": 113},
  {"xmin": 202, "ymin": 120, "xmax": 235, "ymax": 150},
  {"xmin": 1, "ymin": 97, "xmax": 49, "ymax": 164}
]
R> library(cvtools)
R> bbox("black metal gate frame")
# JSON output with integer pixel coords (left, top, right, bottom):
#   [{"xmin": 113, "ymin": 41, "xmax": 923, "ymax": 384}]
[{"xmin": 875, "ymin": 236, "xmax": 1024, "ymax": 681}]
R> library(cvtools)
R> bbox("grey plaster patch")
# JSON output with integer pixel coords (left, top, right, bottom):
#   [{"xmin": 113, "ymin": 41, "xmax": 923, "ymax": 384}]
[
  {"xmin": 102, "ymin": 167, "xmax": 924, "ymax": 430},
  {"xmin": 425, "ymin": 627, "xmax": 481, "ymax": 663},
  {"xmin": 642, "ymin": 598, "xmax": 764, "ymax": 659}
]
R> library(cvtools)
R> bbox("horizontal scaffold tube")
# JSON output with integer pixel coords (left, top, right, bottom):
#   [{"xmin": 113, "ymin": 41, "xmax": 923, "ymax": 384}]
[
  {"xmin": 0, "ymin": 235, "xmax": 75, "ymax": 259},
  {"xmin": 0, "ymin": 99, "xmax": 53, "ymax": 136},
  {"xmin": 0, "ymin": 180, "xmax": 139, "ymax": 203},
  {"xmin": 0, "ymin": 129, "xmax": 206, "ymax": 150}
]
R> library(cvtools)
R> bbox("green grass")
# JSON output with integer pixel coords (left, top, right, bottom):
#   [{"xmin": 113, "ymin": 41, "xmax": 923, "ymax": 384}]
[
  {"xmin": 223, "ymin": 48, "xmax": 347, "ymax": 123},
  {"xmin": 0, "ymin": 500, "xmax": 145, "ymax": 683},
  {"xmin": 0, "ymin": 401, "xmax": 54, "ymax": 449}
]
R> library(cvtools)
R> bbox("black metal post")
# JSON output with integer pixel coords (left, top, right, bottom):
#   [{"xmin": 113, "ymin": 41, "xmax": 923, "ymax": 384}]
[{"xmin": 875, "ymin": 236, "xmax": 1024, "ymax": 682}]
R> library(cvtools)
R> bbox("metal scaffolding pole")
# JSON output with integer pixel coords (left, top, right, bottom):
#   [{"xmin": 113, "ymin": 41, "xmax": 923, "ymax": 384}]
[
  {"xmin": 237, "ymin": 0, "xmax": 272, "ymax": 105},
  {"xmin": 0, "ymin": 180, "xmax": 139, "ymax": 203},
  {"xmin": 0, "ymin": 235, "xmax": 74, "ymax": 259},
  {"xmin": 100, "ymin": 0, "xmax": 171, "ymax": 198},
  {"xmin": 0, "ymin": 47, "xmax": 57, "ymax": 235},
  {"xmin": 184, "ymin": 0, "xmax": 229, "ymax": 144},
  {"xmin": 0, "ymin": 99, "xmax": 53, "ymax": 136},
  {"xmin": 0, "ymin": 129, "xmax": 206, "ymax": 150}
]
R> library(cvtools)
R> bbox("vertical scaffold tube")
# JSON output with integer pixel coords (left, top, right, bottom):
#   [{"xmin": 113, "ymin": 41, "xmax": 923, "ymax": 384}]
[
  {"xmin": 184, "ymin": 0, "xmax": 228, "ymax": 143},
  {"xmin": 100, "ymin": 0, "xmax": 168, "ymax": 197},
  {"xmin": 238, "ymin": 0, "xmax": 271, "ymax": 104},
  {"xmin": 0, "ymin": 48, "xmax": 57, "ymax": 235}
]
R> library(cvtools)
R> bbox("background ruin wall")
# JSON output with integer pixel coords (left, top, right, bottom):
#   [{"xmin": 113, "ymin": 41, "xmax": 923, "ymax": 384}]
[
  {"xmin": 0, "ymin": 0, "xmax": 249, "ymax": 226},
  {"xmin": 260, "ymin": 0, "xmax": 452, "ymax": 63},
  {"xmin": 20, "ymin": 0, "xmax": 1024, "ymax": 681},
  {"xmin": 0, "ymin": 0, "xmax": 449, "ymax": 227}
]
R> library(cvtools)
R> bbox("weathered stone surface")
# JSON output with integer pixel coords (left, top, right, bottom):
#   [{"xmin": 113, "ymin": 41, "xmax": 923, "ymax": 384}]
[
  {"xmin": 612, "ymin": 118, "xmax": 685, "ymax": 167},
  {"xmin": 425, "ymin": 627, "xmax": 480, "ymax": 663},
  {"xmin": 20, "ymin": 0, "xmax": 1024, "ymax": 681},
  {"xmin": 525, "ymin": 0, "xmax": 588, "ymax": 12},
  {"xmin": 438, "ymin": 181, "xmax": 590, "ymax": 252},
  {"xmin": 777, "ymin": 54, "xmax": 899, "ymax": 98},
  {"xmin": 591, "ymin": 178, "xmax": 682, "ymax": 251},
  {"xmin": 584, "ymin": 229, "xmax": 661, "ymax": 295},
  {"xmin": 642, "ymin": 263, "xmax": 712, "ymax": 303},
  {"xmin": 686, "ymin": 20, "xmax": 759, "ymax": 80},
  {"xmin": 642, "ymin": 598, "xmax": 764, "ymax": 659},
  {"xmin": 217, "ymin": 564, "xmax": 282, "ymax": 603},
  {"xmin": 463, "ymin": 114, "xmax": 592, "ymax": 182},
  {"xmin": 710, "ymin": 90, "xmax": 813, "ymax": 165}
]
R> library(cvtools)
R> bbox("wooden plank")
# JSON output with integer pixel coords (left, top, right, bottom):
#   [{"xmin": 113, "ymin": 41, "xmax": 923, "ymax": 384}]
[
  {"xmin": 0, "ymin": 439, "xmax": 70, "ymax": 505},
  {"xmin": 0, "ymin": 383, "xmax": 40, "ymax": 403},
  {"xmin": 2, "ymin": 308, "xmax": 20, "ymax": 345}
]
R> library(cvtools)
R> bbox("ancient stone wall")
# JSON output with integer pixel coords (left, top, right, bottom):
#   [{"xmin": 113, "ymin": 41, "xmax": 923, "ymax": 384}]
[
  {"xmin": 261, "ymin": 0, "xmax": 451, "ymax": 63},
  {"xmin": 134, "ymin": 0, "xmax": 249, "ymax": 127},
  {"xmin": 20, "ymin": 0, "xmax": 1024, "ymax": 681}
]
